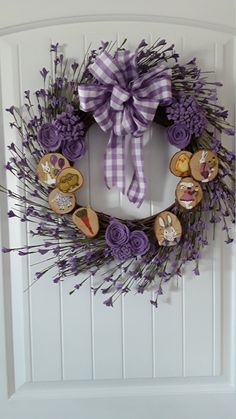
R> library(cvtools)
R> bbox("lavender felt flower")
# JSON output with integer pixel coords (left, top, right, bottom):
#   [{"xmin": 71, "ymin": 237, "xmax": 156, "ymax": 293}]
[
  {"xmin": 105, "ymin": 221, "xmax": 130, "ymax": 247},
  {"xmin": 61, "ymin": 138, "xmax": 86, "ymax": 161},
  {"xmin": 52, "ymin": 105, "xmax": 86, "ymax": 161},
  {"xmin": 166, "ymin": 123, "xmax": 191, "ymax": 149},
  {"xmin": 53, "ymin": 105, "xmax": 85, "ymax": 143},
  {"xmin": 37, "ymin": 123, "xmax": 62, "ymax": 151},
  {"xmin": 112, "ymin": 243, "xmax": 133, "ymax": 260},
  {"xmin": 130, "ymin": 230, "xmax": 150, "ymax": 255},
  {"xmin": 166, "ymin": 95, "xmax": 207, "ymax": 138}
]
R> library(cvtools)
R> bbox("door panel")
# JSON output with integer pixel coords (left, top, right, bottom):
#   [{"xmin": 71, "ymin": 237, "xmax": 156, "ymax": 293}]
[{"xmin": 0, "ymin": 17, "xmax": 235, "ymax": 419}]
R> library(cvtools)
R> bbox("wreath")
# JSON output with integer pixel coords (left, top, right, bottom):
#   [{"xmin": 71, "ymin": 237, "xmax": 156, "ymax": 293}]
[{"xmin": 1, "ymin": 39, "xmax": 235, "ymax": 308}]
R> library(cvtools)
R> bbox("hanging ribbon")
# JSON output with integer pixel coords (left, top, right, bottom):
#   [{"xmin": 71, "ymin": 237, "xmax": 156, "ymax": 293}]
[{"xmin": 78, "ymin": 49, "xmax": 172, "ymax": 207}]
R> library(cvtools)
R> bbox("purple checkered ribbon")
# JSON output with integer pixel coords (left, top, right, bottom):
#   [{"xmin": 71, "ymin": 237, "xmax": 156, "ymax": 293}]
[{"xmin": 78, "ymin": 49, "xmax": 172, "ymax": 206}]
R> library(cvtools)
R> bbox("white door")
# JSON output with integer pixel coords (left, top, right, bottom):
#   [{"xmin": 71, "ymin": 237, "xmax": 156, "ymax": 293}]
[{"xmin": 0, "ymin": 2, "xmax": 236, "ymax": 419}]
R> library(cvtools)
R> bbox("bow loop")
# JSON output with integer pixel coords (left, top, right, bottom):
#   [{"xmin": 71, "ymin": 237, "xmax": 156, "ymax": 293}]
[
  {"xmin": 110, "ymin": 85, "xmax": 131, "ymax": 111},
  {"xmin": 78, "ymin": 48, "xmax": 172, "ymax": 206}
]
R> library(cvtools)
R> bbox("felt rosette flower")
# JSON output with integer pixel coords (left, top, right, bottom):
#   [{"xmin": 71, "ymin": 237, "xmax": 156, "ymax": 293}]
[
  {"xmin": 105, "ymin": 220, "xmax": 150, "ymax": 260},
  {"xmin": 166, "ymin": 123, "xmax": 191, "ymax": 149},
  {"xmin": 112, "ymin": 243, "xmax": 133, "ymax": 260},
  {"xmin": 105, "ymin": 220, "xmax": 130, "ymax": 248},
  {"xmin": 37, "ymin": 105, "xmax": 86, "ymax": 160},
  {"xmin": 129, "ymin": 230, "xmax": 150, "ymax": 255},
  {"xmin": 37, "ymin": 123, "xmax": 62, "ymax": 151},
  {"xmin": 166, "ymin": 95, "xmax": 207, "ymax": 149},
  {"xmin": 62, "ymin": 138, "xmax": 86, "ymax": 162},
  {"xmin": 53, "ymin": 105, "xmax": 86, "ymax": 161}
]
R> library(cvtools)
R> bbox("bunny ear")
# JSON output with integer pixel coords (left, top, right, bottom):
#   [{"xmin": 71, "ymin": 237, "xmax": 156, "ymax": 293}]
[
  {"xmin": 159, "ymin": 217, "xmax": 165, "ymax": 228},
  {"xmin": 167, "ymin": 214, "xmax": 172, "ymax": 226}
]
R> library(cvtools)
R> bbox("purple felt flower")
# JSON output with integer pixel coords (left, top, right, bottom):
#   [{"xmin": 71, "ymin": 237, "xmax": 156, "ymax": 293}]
[
  {"xmin": 130, "ymin": 230, "xmax": 150, "ymax": 256},
  {"xmin": 166, "ymin": 95, "xmax": 207, "ymax": 138},
  {"xmin": 52, "ymin": 105, "xmax": 85, "ymax": 142},
  {"xmin": 167, "ymin": 123, "xmax": 191, "ymax": 149},
  {"xmin": 112, "ymin": 243, "xmax": 133, "ymax": 260},
  {"xmin": 37, "ymin": 123, "xmax": 62, "ymax": 151},
  {"xmin": 105, "ymin": 221, "xmax": 130, "ymax": 248},
  {"xmin": 189, "ymin": 113, "xmax": 207, "ymax": 137},
  {"xmin": 61, "ymin": 138, "xmax": 86, "ymax": 162}
]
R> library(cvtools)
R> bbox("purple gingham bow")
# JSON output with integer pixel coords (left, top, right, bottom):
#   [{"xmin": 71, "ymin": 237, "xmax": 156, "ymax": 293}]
[{"xmin": 78, "ymin": 49, "xmax": 172, "ymax": 206}]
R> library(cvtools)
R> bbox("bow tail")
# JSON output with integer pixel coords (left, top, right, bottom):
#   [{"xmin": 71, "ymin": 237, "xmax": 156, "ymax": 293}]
[
  {"xmin": 127, "ymin": 136, "xmax": 147, "ymax": 207},
  {"xmin": 104, "ymin": 132, "xmax": 126, "ymax": 195}
]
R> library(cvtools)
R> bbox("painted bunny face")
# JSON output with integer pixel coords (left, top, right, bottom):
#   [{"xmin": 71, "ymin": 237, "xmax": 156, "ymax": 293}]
[
  {"xmin": 41, "ymin": 161, "xmax": 51, "ymax": 174},
  {"xmin": 159, "ymin": 215, "xmax": 177, "ymax": 242}
]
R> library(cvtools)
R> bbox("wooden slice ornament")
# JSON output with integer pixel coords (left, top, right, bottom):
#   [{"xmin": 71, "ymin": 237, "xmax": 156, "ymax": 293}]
[
  {"xmin": 189, "ymin": 149, "xmax": 219, "ymax": 183},
  {"xmin": 48, "ymin": 188, "xmax": 76, "ymax": 214},
  {"xmin": 154, "ymin": 211, "xmax": 182, "ymax": 246},
  {"xmin": 176, "ymin": 177, "xmax": 203, "ymax": 210},
  {"xmin": 169, "ymin": 151, "xmax": 192, "ymax": 177},
  {"xmin": 36, "ymin": 153, "xmax": 70, "ymax": 187},
  {"xmin": 56, "ymin": 167, "xmax": 83, "ymax": 193},
  {"xmin": 72, "ymin": 207, "xmax": 99, "ymax": 238}
]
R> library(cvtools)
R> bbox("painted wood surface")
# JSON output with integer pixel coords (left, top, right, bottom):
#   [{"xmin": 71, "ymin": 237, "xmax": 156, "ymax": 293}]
[{"xmin": 0, "ymin": 13, "xmax": 235, "ymax": 419}]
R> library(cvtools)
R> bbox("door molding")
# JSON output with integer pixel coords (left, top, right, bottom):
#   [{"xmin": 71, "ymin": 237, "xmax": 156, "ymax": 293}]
[{"xmin": 0, "ymin": 14, "xmax": 236, "ymax": 37}]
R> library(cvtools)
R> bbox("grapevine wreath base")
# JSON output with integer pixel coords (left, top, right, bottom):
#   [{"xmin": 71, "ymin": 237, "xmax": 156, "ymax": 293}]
[{"xmin": 1, "ymin": 39, "xmax": 235, "ymax": 307}]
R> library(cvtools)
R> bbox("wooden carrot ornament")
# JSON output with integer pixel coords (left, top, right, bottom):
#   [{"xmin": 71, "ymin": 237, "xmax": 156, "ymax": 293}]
[{"xmin": 72, "ymin": 207, "xmax": 99, "ymax": 238}]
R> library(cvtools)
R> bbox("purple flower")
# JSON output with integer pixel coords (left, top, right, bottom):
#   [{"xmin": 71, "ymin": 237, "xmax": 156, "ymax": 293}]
[
  {"xmin": 167, "ymin": 123, "xmax": 191, "ymax": 149},
  {"xmin": 150, "ymin": 299, "xmax": 158, "ymax": 308},
  {"xmin": 51, "ymin": 106, "xmax": 86, "ymax": 161},
  {"xmin": 40, "ymin": 67, "xmax": 49, "ymax": 80},
  {"xmin": 2, "ymin": 247, "xmax": 12, "ymax": 253},
  {"xmin": 129, "ymin": 230, "xmax": 150, "ymax": 256},
  {"xmin": 37, "ymin": 123, "xmax": 62, "ymax": 151},
  {"xmin": 193, "ymin": 266, "xmax": 200, "ymax": 276},
  {"xmin": 71, "ymin": 62, "xmax": 79, "ymax": 73},
  {"xmin": 5, "ymin": 106, "xmax": 15, "ymax": 115},
  {"xmin": 166, "ymin": 95, "xmax": 207, "ymax": 138},
  {"xmin": 103, "ymin": 297, "xmax": 113, "ymax": 307},
  {"xmin": 112, "ymin": 243, "xmax": 133, "ymax": 260},
  {"xmin": 8, "ymin": 210, "xmax": 16, "ymax": 218},
  {"xmin": 52, "ymin": 106, "xmax": 85, "ymax": 142},
  {"xmin": 225, "ymin": 237, "xmax": 234, "ymax": 244},
  {"xmin": 189, "ymin": 113, "xmax": 207, "ymax": 137},
  {"xmin": 223, "ymin": 127, "xmax": 235, "ymax": 136},
  {"xmin": 105, "ymin": 221, "xmax": 130, "ymax": 247},
  {"xmin": 61, "ymin": 138, "xmax": 86, "ymax": 162}
]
